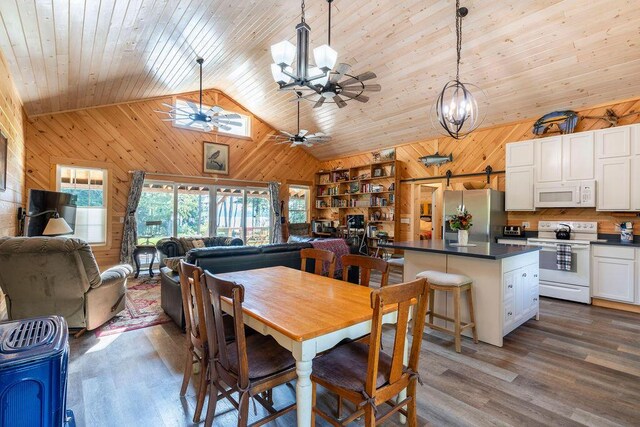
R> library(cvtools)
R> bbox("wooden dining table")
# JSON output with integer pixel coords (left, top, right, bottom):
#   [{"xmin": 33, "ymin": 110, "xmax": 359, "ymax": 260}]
[{"xmin": 215, "ymin": 265, "xmax": 408, "ymax": 427}]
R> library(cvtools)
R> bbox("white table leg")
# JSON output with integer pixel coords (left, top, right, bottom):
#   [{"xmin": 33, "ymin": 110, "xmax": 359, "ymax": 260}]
[{"xmin": 292, "ymin": 341, "xmax": 316, "ymax": 427}]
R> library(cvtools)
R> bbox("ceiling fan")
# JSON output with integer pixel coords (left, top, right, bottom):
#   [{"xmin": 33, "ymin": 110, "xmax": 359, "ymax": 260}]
[
  {"xmin": 155, "ymin": 58, "xmax": 242, "ymax": 132},
  {"xmin": 274, "ymin": 93, "xmax": 331, "ymax": 147}
]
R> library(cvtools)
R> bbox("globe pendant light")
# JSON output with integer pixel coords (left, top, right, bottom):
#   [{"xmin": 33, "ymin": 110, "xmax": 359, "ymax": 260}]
[{"xmin": 434, "ymin": 1, "xmax": 486, "ymax": 139}]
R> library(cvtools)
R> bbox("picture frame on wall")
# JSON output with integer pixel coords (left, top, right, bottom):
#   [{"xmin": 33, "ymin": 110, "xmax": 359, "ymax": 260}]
[
  {"xmin": 203, "ymin": 142, "xmax": 229, "ymax": 175},
  {"xmin": 0, "ymin": 131, "xmax": 7, "ymax": 192}
]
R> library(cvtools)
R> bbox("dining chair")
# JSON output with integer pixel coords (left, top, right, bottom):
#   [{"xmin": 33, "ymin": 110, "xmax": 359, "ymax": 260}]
[
  {"xmin": 300, "ymin": 248, "xmax": 337, "ymax": 278},
  {"xmin": 201, "ymin": 271, "xmax": 297, "ymax": 427},
  {"xmin": 178, "ymin": 260, "xmax": 208, "ymax": 423},
  {"xmin": 342, "ymin": 254, "xmax": 390, "ymax": 288},
  {"xmin": 310, "ymin": 277, "xmax": 429, "ymax": 426}
]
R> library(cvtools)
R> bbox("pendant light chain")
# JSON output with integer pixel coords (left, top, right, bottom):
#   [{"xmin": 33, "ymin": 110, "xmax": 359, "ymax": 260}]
[
  {"xmin": 455, "ymin": 0, "xmax": 462, "ymax": 82},
  {"xmin": 301, "ymin": 0, "xmax": 306, "ymax": 23}
]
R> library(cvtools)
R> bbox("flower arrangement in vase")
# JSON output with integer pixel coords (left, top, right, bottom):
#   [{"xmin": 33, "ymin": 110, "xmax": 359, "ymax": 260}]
[{"xmin": 448, "ymin": 205, "xmax": 473, "ymax": 245}]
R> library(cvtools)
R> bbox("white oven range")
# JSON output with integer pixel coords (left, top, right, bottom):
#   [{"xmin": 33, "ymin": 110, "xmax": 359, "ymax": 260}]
[{"xmin": 526, "ymin": 221, "xmax": 598, "ymax": 304}]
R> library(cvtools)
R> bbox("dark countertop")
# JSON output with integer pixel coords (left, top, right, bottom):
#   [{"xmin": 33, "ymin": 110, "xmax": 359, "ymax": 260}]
[
  {"xmin": 591, "ymin": 240, "xmax": 640, "ymax": 248},
  {"xmin": 381, "ymin": 239, "xmax": 541, "ymax": 260}
]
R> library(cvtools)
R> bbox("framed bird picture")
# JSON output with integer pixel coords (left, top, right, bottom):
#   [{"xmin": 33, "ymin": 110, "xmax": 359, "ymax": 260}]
[{"xmin": 203, "ymin": 142, "xmax": 229, "ymax": 175}]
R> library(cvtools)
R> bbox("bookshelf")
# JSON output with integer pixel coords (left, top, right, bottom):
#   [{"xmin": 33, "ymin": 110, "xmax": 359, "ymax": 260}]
[{"xmin": 312, "ymin": 160, "xmax": 400, "ymax": 255}]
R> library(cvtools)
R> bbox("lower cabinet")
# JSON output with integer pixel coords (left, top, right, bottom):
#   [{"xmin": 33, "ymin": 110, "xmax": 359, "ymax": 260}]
[
  {"xmin": 503, "ymin": 263, "xmax": 539, "ymax": 334},
  {"xmin": 592, "ymin": 249, "xmax": 636, "ymax": 303}
]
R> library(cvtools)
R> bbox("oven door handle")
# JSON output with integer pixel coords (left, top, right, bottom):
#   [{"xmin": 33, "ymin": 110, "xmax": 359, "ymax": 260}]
[{"xmin": 533, "ymin": 243, "xmax": 590, "ymax": 250}]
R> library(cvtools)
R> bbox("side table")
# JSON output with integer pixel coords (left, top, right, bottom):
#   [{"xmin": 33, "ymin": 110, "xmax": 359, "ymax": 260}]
[{"xmin": 133, "ymin": 245, "xmax": 157, "ymax": 278}]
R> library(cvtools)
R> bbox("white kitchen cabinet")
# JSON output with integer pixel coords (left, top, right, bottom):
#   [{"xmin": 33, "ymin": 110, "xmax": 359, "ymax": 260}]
[
  {"xmin": 503, "ymin": 263, "xmax": 539, "ymax": 335},
  {"xmin": 592, "ymin": 249, "xmax": 636, "ymax": 303},
  {"xmin": 535, "ymin": 136, "xmax": 563, "ymax": 182},
  {"xmin": 562, "ymin": 132, "xmax": 595, "ymax": 180},
  {"xmin": 506, "ymin": 140, "xmax": 534, "ymax": 167},
  {"xmin": 632, "ymin": 124, "xmax": 640, "ymax": 155},
  {"xmin": 596, "ymin": 157, "xmax": 631, "ymax": 210},
  {"xmin": 506, "ymin": 166, "xmax": 534, "ymax": 211},
  {"xmin": 595, "ymin": 126, "xmax": 631, "ymax": 158},
  {"xmin": 632, "ymin": 156, "xmax": 640, "ymax": 211}
]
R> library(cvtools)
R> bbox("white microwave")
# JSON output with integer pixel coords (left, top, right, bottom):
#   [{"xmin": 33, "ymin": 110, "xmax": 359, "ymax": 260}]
[{"xmin": 534, "ymin": 180, "xmax": 596, "ymax": 208}]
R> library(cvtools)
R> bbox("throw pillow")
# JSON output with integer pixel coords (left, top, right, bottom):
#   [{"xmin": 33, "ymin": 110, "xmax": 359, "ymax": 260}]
[
  {"xmin": 192, "ymin": 239, "xmax": 205, "ymax": 248},
  {"xmin": 164, "ymin": 256, "xmax": 185, "ymax": 272},
  {"xmin": 178, "ymin": 238, "xmax": 196, "ymax": 252}
]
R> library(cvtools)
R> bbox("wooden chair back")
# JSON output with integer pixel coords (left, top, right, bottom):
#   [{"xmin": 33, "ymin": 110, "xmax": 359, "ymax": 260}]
[
  {"xmin": 300, "ymin": 248, "xmax": 336, "ymax": 278},
  {"xmin": 202, "ymin": 271, "xmax": 250, "ymax": 389},
  {"xmin": 366, "ymin": 278, "xmax": 429, "ymax": 400},
  {"xmin": 179, "ymin": 260, "xmax": 207, "ymax": 347},
  {"xmin": 341, "ymin": 254, "xmax": 390, "ymax": 287}
]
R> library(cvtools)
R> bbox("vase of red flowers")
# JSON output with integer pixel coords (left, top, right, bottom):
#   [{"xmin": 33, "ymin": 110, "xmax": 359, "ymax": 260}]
[{"xmin": 449, "ymin": 206, "xmax": 473, "ymax": 245}]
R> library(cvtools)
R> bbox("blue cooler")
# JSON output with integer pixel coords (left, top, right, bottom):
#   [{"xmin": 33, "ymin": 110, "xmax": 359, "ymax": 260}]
[{"xmin": 0, "ymin": 316, "xmax": 74, "ymax": 427}]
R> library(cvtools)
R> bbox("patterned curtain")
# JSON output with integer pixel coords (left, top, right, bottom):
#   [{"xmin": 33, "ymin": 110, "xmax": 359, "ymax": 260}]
[
  {"xmin": 120, "ymin": 171, "xmax": 146, "ymax": 264},
  {"xmin": 268, "ymin": 181, "xmax": 282, "ymax": 244}
]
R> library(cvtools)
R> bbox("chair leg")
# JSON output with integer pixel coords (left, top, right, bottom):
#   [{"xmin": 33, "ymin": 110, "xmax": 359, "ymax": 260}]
[
  {"xmin": 311, "ymin": 382, "xmax": 317, "ymax": 427},
  {"xmin": 336, "ymin": 395, "xmax": 343, "ymax": 419},
  {"xmin": 238, "ymin": 392, "xmax": 250, "ymax": 427},
  {"xmin": 453, "ymin": 287, "xmax": 462, "ymax": 353},
  {"xmin": 193, "ymin": 357, "xmax": 208, "ymax": 422},
  {"xmin": 407, "ymin": 378, "xmax": 417, "ymax": 427},
  {"xmin": 363, "ymin": 402, "xmax": 376, "ymax": 427},
  {"xmin": 466, "ymin": 286, "xmax": 478, "ymax": 344},
  {"xmin": 428, "ymin": 286, "xmax": 435, "ymax": 325},
  {"xmin": 180, "ymin": 347, "xmax": 193, "ymax": 396},
  {"xmin": 204, "ymin": 373, "xmax": 219, "ymax": 427}
]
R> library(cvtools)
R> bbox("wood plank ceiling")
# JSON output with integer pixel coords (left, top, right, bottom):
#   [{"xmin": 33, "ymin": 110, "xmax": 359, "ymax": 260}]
[{"xmin": 1, "ymin": 0, "xmax": 639, "ymax": 160}]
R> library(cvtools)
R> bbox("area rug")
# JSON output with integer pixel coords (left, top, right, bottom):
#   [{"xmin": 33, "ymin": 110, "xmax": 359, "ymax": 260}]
[{"xmin": 95, "ymin": 275, "xmax": 171, "ymax": 337}]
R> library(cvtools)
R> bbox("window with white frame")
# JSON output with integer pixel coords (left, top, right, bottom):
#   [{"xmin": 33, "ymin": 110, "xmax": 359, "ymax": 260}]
[
  {"xmin": 173, "ymin": 98, "xmax": 251, "ymax": 138},
  {"xmin": 288, "ymin": 186, "xmax": 310, "ymax": 224},
  {"xmin": 57, "ymin": 166, "xmax": 108, "ymax": 245}
]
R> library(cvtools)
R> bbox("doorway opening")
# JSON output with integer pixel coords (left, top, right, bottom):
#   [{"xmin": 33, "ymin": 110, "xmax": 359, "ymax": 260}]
[{"xmin": 412, "ymin": 183, "xmax": 442, "ymax": 241}]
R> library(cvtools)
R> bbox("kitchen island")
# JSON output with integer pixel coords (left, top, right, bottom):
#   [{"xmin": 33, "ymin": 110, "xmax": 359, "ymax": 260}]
[{"xmin": 382, "ymin": 240, "xmax": 541, "ymax": 347}]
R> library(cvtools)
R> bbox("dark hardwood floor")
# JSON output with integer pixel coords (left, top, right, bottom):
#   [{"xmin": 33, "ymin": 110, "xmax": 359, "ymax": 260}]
[{"xmin": 68, "ymin": 271, "xmax": 640, "ymax": 426}]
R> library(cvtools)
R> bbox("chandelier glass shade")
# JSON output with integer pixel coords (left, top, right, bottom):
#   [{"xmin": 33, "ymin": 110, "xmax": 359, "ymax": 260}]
[
  {"xmin": 270, "ymin": 1, "xmax": 338, "ymax": 91},
  {"xmin": 434, "ymin": 2, "xmax": 485, "ymax": 139}
]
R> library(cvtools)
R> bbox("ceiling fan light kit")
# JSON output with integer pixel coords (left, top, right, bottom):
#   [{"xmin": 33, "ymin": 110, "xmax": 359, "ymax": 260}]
[
  {"xmin": 274, "ymin": 92, "xmax": 332, "ymax": 148},
  {"xmin": 434, "ymin": 2, "xmax": 486, "ymax": 139},
  {"xmin": 155, "ymin": 58, "xmax": 243, "ymax": 132}
]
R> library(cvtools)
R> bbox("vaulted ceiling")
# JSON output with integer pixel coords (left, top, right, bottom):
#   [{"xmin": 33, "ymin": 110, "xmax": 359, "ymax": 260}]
[{"xmin": 1, "ymin": 0, "xmax": 639, "ymax": 159}]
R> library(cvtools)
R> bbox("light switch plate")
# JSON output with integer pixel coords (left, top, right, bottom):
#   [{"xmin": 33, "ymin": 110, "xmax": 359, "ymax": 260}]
[{"xmin": 522, "ymin": 221, "xmax": 530, "ymax": 228}]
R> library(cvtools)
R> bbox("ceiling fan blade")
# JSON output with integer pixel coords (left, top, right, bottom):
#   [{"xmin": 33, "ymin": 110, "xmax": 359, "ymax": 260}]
[
  {"xmin": 330, "ymin": 63, "xmax": 351, "ymax": 83},
  {"xmin": 333, "ymin": 95, "xmax": 347, "ymax": 108},
  {"xmin": 299, "ymin": 129, "xmax": 309, "ymax": 137},
  {"xmin": 313, "ymin": 97, "xmax": 326, "ymax": 108},
  {"xmin": 185, "ymin": 101, "xmax": 200, "ymax": 114},
  {"xmin": 154, "ymin": 110, "xmax": 174, "ymax": 115},
  {"xmin": 341, "ymin": 91, "xmax": 369, "ymax": 103},
  {"xmin": 161, "ymin": 102, "xmax": 178, "ymax": 110},
  {"xmin": 342, "ymin": 83, "xmax": 381, "ymax": 92},
  {"xmin": 218, "ymin": 125, "xmax": 232, "ymax": 131},
  {"xmin": 279, "ymin": 130, "xmax": 295, "ymax": 137},
  {"xmin": 340, "ymin": 71, "xmax": 377, "ymax": 87},
  {"xmin": 224, "ymin": 113, "xmax": 242, "ymax": 119}
]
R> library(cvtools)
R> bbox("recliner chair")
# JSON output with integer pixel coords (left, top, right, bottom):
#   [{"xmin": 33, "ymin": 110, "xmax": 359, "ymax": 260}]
[{"xmin": 0, "ymin": 237, "xmax": 133, "ymax": 331}]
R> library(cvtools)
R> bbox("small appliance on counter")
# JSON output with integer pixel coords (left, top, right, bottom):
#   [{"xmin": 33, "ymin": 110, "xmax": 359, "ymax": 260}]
[{"xmin": 502, "ymin": 225, "xmax": 524, "ymax": 238}]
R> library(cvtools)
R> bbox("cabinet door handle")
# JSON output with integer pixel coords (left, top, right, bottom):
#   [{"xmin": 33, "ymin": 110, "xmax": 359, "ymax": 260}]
[
  {"xmin": 534, "ymin": 274, "xmax": 538, "ymax": 278},
  {"xmin": 533, "ymin": 298, "xmax": 538, "ymax": 301},
  {"xmin": 522, "ymin": 273, "xmax": 527, "ymax": 277},
  {"xmin": 508, "ymin": 311, "xmax": 513, "ymax": 316},
  {"xmin": 508, "ymin": 284, "xmax": 513, "ymax": 289}
]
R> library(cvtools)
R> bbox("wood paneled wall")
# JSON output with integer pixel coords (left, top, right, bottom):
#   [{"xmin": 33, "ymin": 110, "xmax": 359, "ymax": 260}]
[
  {"xmin": 0, "ymin": 49, "xmax": 25, "ymax": 238},
  {"xmin": 319, "ymin": 97, "xmax": 640, "ymax": 238},
  {"xmin": 25, "ymin": 89, "xmax": 319, "ymax": 268}
]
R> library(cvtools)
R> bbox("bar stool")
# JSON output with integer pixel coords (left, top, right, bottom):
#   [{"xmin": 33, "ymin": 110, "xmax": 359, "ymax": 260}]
[{"xmin": 416, "ymin": 270, "xmax": 478, "ymax": 353}]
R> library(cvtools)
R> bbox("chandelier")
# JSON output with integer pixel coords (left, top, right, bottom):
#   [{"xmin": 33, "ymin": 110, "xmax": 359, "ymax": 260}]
[
  {"xmin": 270, "ymin": 0, "xmax": 337, "ymax": 92},
  {"xmin": 434, "ymin": 1, "xmax": 485, "ymax": 139},
  {"xmin": 155, "ymin": 58, "xmax": 242, "ymax": 132}
]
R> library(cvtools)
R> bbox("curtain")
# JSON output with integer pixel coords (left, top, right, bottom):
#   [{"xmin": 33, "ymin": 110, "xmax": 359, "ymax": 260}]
[
  {"xmin": 268, "ymin": 181, "xmax": 282, "ymax": 244},
  {"xmin": 120, "ymin": 171, "xmax": 146, "ymax": 264}
]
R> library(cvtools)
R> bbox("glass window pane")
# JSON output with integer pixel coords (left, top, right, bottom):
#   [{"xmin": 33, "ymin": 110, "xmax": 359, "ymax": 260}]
[
  {"xmin": 136, "ymin": 182, "xmax": 175, "ymax": 245},
  {"xmin": 216, "ymin": 187, "xmax": 244, "ymax": 241},
  {"xmin": 177, "ymin": 185, "xmax": 210, "ymax": 237},
  {"xmin": 246, "ymin": 190, "xmax": 271, "ymax": 246},
  {"xmin": 288, "ymin": 186, "xmax": 309, "ymax": 224}
]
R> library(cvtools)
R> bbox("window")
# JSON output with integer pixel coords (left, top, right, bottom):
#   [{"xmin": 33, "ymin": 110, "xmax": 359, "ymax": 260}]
[
  {"xmin": 57, "ymin": 166, "xmax": 108, "ymax": 245},
  {"xmin": 136, "ymin": 180, "xmax": 272, "ymax": 246},
  {"xmin": 288, "ymin": 186, "xmax": 310, "ymax": 224},
  {"xmin": 173, "ymin": 98, "xmax": 251, "ymax": 137}
]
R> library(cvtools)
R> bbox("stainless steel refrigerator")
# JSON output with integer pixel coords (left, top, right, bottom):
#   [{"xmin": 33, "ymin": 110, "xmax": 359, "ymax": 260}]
[{"xmin": 443, "ymin": 189, "xmax": 506, "ymax": 242}]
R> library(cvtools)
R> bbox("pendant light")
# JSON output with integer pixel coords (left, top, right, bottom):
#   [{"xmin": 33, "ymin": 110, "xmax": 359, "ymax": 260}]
[{"xmin": 434, "ymin": 1, "xmax": 486, "ymax": 139}]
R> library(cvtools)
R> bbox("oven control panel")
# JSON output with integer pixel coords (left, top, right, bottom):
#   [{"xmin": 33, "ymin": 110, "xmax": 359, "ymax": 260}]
[{"xmin": 537, "ymin": 221, "xmax": 598, "ymax": 232}]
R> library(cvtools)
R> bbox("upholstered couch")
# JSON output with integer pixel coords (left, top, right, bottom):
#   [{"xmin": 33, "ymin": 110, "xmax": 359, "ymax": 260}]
[
  {"xmin": 155, "ymin": 236, "xmax": 244, "ymax": 267},
  {"xmin": 0, "ymin": 237, "xmax": 133, "ymax": 330},
  {"xmin": 161, "ymin": 240, "xmax": 358, "ymax": 329}
]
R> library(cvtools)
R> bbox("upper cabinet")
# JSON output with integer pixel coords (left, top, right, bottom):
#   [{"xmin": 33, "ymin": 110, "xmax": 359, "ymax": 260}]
[
  {"xmin": 506, "ymin": 140, "xmax": 534, "ymax": 168},
  {"xmin": 562, "ymin": 133, "xmax": 595, "ymax": 180},
  {"xmin": 535, "ymin": 136, "xmax": 563, "ymax": 182},
  {"xmin": 595, "ymin": 126, "xmax": 631, "ymax": 158},
  {"xmin": 596, "ymin": 157, "xmax": 631, "ymax": 210}
]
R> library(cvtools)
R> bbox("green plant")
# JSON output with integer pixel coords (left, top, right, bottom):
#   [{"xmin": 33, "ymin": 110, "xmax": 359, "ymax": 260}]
[{"xmin": 448, "ymin": 206, "xmax": 473, "ymax": 231}]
